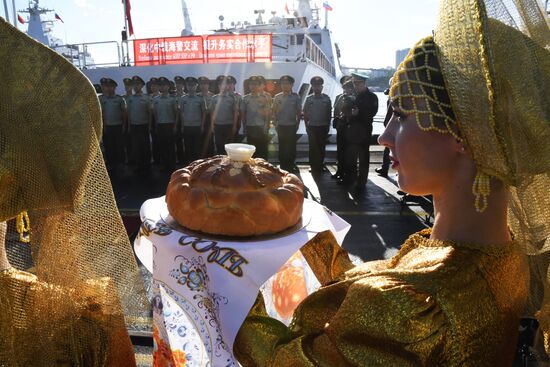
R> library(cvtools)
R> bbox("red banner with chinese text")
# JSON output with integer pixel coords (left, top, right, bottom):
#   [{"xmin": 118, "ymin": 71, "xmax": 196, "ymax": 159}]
[
  {"xmin": 133, "ymin": 34, "xmax": 272, "ymax": 66},
  {"xmin": 205, "ymin": 34, "xmax": 272, "ymax": 63},
  {"xmin": 133, "ymin": 36, "xmax": 204, "ymax": 66}
]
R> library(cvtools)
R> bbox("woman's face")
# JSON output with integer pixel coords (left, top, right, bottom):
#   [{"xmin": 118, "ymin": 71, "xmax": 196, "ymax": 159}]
[{"xmin": 378, "ymin": 100, "xmax": 463, "ymax": 196}]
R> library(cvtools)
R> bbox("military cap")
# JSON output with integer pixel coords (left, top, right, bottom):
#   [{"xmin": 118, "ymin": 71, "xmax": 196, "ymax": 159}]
[
  {"xmin": 100, "ymin": 77, "xmax": 108, "ymax": 85},
  {"xmin": 132, "ymin": 75, "xmax": 145, "ymax": 85},
  {"xmin": 310, "ymin": 76, "xmax": 324, "ymax": 85},
  {"xmin": 351, "ymin": 71, "xmax": 370, "ymax": 80},
  {"xmin": 185, "ymin": 76, "xmax": 198, "ymax": 84},
  {"xmin": 106, "ymin": 78, "xmax": 118, "ymax": 87},
  {"xmin": 149, "ymin": 77, "xmax": 159, "ymax": 85},
  {"xmin": 216, "ymin": 75, "xmax": 228, "ymax": 84},
  {"xmin": 339, "ymin": 75, "xmax": 351, "ymax": 85},
  {"xmin": 198, "ymin": 76, "xmax": 210, "ymax": 84},
  {"xmin": 174, "ymin": 75, "xmax": 185, "ymax": 84},
  {"xmin": 279, "ymin": 75, "xmax": 295, "ymax": 84},
  {"xmin": 226, "ymin": 75, "xmax": 237, "ymax": 84},
  {"xmin": 158, "ymin": 76, "xmax": 170, "ymax": 85},
  {"xmin": 123, "ymin": 77, "xmax": 132, "ymax": 86},
  {"xmin": 248, "ymin": 75, "xmax": 261, "ymax": 84}
]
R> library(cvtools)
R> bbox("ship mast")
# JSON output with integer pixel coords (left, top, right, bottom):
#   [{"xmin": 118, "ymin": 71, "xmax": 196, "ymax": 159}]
[
  {"xmin": 297, "ymin": 0, "xmax": 313, "ymax": 25},
  {"xmin": 180, "ymin": 0, "xmax": 193, "ymax": 36}
]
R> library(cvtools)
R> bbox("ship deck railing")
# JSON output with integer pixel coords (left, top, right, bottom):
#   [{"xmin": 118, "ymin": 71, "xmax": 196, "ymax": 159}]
[{"xmin": 55, "ymin": 32, "xmax": 335, "ymax": 75}]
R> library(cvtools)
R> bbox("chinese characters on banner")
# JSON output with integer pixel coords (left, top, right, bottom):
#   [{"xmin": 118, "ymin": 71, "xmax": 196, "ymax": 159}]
[
  {"xmin": 133, "ymin": 36, "xmax": 204, "ymax": 65},
  {"xmin": 133, "ymin": 34, "xmax": 272, "ymax": 66}
]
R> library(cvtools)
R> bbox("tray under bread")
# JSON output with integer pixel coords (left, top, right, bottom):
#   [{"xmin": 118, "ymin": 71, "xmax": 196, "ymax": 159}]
[{"xmin": 159, "ymin": 208, "xmax": 312, "ymax": 242}]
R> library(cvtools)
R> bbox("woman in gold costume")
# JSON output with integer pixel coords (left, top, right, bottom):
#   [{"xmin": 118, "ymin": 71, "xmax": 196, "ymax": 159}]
[
  {"xmin": 0, "ymin": 17, "xmax": 148, "ymax": 366},
  {"xmin": 234, "ymin": 0, "xmax": 550, "ymax": 365}
]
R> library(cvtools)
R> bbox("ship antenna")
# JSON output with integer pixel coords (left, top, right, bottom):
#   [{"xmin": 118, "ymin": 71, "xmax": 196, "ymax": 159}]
[{"xmin": 180, "ymin": 0, "xmax": 194, "ymax": 36}]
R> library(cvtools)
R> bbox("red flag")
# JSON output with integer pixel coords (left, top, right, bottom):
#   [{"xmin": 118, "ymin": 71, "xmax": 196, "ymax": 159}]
[
  {"xmin": 284, "ymin": 2, "xmax": 289, "ymax": 14},
  {"xmin": 123, "ymin": 0, "xmax": 134, "ymax": 36},
  {"xmin": 17, "ymin": 14, "xmax": 25, "ymax": 24}
]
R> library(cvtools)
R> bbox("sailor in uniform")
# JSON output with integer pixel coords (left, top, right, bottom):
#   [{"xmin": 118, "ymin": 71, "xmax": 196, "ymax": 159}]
[
  {"xmin": 226, "ymin": 75, "xmax": 243, "ymax": 142},
  {"xmin": 272, "ymin": 75, "xmax": 301, "ymax": 171},
  {"xmin": 123, "ymin": 77, "xmax": 133, "ymax": 98},
  {"xmin": 198, "ymin": 76, "xmax": 215, "ymax": 157},
  {"xmin": 99, "ymin": 77, "xmax": 127, "ymax": 177},
  {"xmin": 122, "ymin": 77, "xmax": 133, "ymax": 165},
  {"xmin": 179, "ymin": 76, "xmax": 205, "ymax": 164},
  {"xmin": 211, "ymin": 75, "xmax": 239, "ymax": 155},
  {"xmin": 148, "ymin": 77, "xmax": 161, "ymax": 164},
  {"xmin": 174, "ymin": 75, "xmax": 186, "ymax": 164},
  {"xmin": 332, "ymin": 75, "xmax": 352, "ymax": 179},
  {"xmin": 303, "ymin": 76, "xmax": 332, "ymax": 174},
  {"xmin": 127, "ymin": 75, "xmax": 151, "ymax": 173},
  {"xmin": 241, "ymin": 76, "xmax": 272, "ymax": 160},
  {"xmin": 152, "ymin": 77, "xmax": 178, "ymax": 171}
]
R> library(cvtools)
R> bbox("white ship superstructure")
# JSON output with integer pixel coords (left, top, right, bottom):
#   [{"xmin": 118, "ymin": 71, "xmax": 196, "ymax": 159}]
[
  {"xmin": 19, "ymin": 0, "xmax": 94, "ymax": 67},
  {"xmin": 71, "ymin": 0, "xmax": 343, "ymax": 101}
]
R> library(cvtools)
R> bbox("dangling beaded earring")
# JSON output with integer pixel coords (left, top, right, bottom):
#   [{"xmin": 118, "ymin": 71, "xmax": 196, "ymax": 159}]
[{"xmin": 16, "ymin": 211, "xmax": 30, "ymax": 243}]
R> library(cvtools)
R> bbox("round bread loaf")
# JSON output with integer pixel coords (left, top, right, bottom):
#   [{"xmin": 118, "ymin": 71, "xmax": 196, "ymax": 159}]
[{"xmin": 166, "ymin": 155, "xmax": 304, "ymax": 236}]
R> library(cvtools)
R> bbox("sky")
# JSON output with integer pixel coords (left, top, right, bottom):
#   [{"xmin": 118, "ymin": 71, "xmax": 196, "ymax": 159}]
[{"xmin": 1, "ymin": 0, "xmax": 440, "ymax": 68}]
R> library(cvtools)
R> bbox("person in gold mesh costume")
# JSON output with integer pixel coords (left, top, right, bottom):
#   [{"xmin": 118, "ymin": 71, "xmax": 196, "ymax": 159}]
[
  {"xmin": 234, "ymin": 0, "xmax": 550, "ymax": 365},
  {"xmin": 0, "ymin": 18, "xmax": 149, "ymax": 366}
]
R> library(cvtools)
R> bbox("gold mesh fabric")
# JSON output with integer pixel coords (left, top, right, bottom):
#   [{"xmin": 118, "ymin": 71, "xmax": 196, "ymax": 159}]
[
  {"xmin": 434, "ymin": 0, "xmax": 550, "ymax": 351},
  {"xmin": 389, "ymin": 37, "xmax": 462, "ymax": 141},
  {"xmin": 0, "ymin": 18, "xmax": 149, "ymax": 366}
]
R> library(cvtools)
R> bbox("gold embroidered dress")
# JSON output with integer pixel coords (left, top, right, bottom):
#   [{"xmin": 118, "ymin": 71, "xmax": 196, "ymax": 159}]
[{"xmin": 235, "ymin": 230, "xmax": 528, "ymax": 366}]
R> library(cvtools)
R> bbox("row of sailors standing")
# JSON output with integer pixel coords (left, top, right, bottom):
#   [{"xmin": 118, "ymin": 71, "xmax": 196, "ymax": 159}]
[{"xmin": 98, "ymin": 74, "xmax": 335, "ymax": 176}]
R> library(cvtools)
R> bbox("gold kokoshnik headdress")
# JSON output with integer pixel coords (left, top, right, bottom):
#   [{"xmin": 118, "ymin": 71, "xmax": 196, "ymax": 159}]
[
  {"xmin": 0, "ymin": 18, "xmax": 148, "ymax": 366},
  {"xmin": 390, "ymin": 0, "xmax": 550, "ymax": 351}
]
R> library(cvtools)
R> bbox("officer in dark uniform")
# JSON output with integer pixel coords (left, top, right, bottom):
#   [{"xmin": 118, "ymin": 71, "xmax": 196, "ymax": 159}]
[
  {"xmin": 148, "ymin": 77, "xmax": 161, "ymax": 164},
  {"xmin": 241, "ymin": 75, "xmax": 272, "ymax": 160},
  {"xmin": 174, "ymin": 76, "xmax": 186, "ymax": 164},
  {"xmin": 211, "ymin": 75, "xmax": 239, "ymax": 155},
  {"xmin": 272, "ymin": 75, "xmax": 301, "ymax": 171},
  {"xmin": 127, "ymin": 75, "xmax": 151, "ymax": 173},
  {"xmin": 179, "ymin": 76, "xmax": 205, "ymax": 163},
  {"xmin": 152, "ymin": 77, "xmax": 178, "ymax": 171},
  {"xmin": 332, "ymin": 75, "xmax": 352, "ymax": 179},
  {"xmin": 198, "ymin": 76, "xmax": 215, "ymax": 157},
  {"xmin": 343, "ymin": 71, "xmax": 379, "ymax": 192},
  {"xmin": 303, "ymin": 76, "xmax": 332, "ymax": 174},
  {"xmin": 99, "ymin": 77, "xmax": 127, "ymax": 177}
]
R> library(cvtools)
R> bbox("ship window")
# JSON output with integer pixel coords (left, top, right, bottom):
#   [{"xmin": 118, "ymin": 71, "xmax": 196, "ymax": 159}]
[
  {"xmin": 296, "ymin": 34, "xmax": 304, "ymax": 45},
  {"xmin": 309, "ymin": 34, "xmax": 322, "ymax": 44}
]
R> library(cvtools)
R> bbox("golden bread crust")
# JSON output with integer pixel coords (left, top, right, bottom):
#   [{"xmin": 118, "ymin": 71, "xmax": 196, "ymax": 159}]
[{"xmin": 166, "ymin": 156, "xmax": 304, "ymax": 236}]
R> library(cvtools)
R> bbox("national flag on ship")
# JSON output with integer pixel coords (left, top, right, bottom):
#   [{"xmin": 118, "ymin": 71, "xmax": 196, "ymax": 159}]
[
  {"xmin": 17, "ymin": 14, "xmax": 25, "ymax": 24},
  {"xmin": 122, "ymin": 0, "xmax": 134, "ymax": 36},
  {"xmin": 54, "ymin": 13, "xmax": 64, "ymax": 23},
  {"xmin": 284, "ymin": 2, "xmax": 290, "ymax": 14},
  {"xmin": 323, "ymin": 1, "xmax": 333, "ymax": 11}
]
